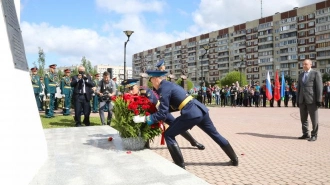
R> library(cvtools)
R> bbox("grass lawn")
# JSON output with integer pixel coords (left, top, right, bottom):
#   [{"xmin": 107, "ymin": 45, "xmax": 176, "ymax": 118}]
[{"xmin": 40, "ymin": 114, "xmax": 102, "ymax": 129}]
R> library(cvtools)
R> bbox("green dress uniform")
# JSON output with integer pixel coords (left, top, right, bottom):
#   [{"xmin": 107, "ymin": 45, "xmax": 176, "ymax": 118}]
[
  {"xmin": 44, "ymin": 71, "xmax": 59, "ymax": 118},
  {"xmin": 92, "ymin": 77, "xmax": 100, "ymax": 113},
  {"xmin": 60, "ymin": 76, "xmax": 72, "ymax": 115},
  {"xmin": 31, "ymin": 73, "xmax": 42, "ymax": 111}
]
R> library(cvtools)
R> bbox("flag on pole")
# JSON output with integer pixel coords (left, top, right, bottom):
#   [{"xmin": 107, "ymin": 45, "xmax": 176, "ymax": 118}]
[
  {"xmin": 266, "ymin": 71, "xmax": 272, "ymax": 100},
  {"xmin": 281, "ymin": 71, "xmax": 285, "ymax": 101},
  {"xmin": 274, "ymin": 70, "xmax": 281, "ymax": 101}
]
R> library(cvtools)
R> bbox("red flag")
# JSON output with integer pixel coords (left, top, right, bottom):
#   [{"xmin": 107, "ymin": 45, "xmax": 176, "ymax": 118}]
[{"xmin": 274, "ymin": 71, "xmax": 281, "ymax": 101}]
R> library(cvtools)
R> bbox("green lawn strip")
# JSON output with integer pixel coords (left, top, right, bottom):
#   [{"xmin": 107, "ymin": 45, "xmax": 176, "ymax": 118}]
[{"xmin": 40, "ymin": 115, "xmax": 102, "ymax": 129}]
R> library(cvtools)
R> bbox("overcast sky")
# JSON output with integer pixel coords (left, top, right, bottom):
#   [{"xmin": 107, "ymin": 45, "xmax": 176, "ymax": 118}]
[{"xmin": 20, "ymin": 0, "xmax": 322, "ymax": 68}]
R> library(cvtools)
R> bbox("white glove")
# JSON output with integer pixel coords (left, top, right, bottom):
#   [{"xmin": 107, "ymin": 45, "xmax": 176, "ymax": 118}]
[
  {"xmin": 39, "ymin": 93, "xmax": 44, "ymax": 96},
  {"xmin": 61, "ymin": 94, "xmax": 65, "ymax": 97},
  {"xmin": 47, "ymin": 93, "xmax": 50, "ymax": 97},
  {"xmin": 133, "ymin": 115, "xmax": 145, "ymax": 123}
]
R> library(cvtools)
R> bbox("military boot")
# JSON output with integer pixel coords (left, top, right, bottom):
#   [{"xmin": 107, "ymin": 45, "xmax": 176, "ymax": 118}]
[
  {"xmin": 221, "ymin": 143, "xmax": 239, "ymax": 166},
  {"xmin": 167, "ymin": 144, "xmax": 185, "ymax": 169},
  {"xmin": 180, "ymin": 131, "xmax": 205, "ymax": 150}
]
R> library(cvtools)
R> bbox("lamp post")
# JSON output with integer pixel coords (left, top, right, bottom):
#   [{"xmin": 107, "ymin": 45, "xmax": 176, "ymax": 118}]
[
  {"xmin": 201, "ymin": 45, "xmax": 210, "ymax": 83},
  {"xmin": 123, "ymin": 30, "xmax": 134, "ymax": 81},
  {"xmin": 238, "ymin": 60, "xmax": 245, "ymax": 86}
]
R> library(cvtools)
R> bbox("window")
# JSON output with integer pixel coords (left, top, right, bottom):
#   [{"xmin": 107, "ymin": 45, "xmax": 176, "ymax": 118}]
[
  {"xmin": 309, "ymin": 29, "xmax": 315, "ymax": 34},
  {"xmin": 309, "ymin": 53, "xmax": 316, "ymax": 58},
  {"xmin": 299, "ymin": 39, "xmax": 305, "ymax": 44},
  {"xmin": 308, "ymin": 21, "xmax": 314, "ymax": 27},
  {"xmin": 309, "ymin": 37, "xmax": 314, "ymax": 42},
  {"xmin": 308, "ymin": 13, "xmax": 314, "ymax": 19},
  {"xmin": 300, "ymin": 55, "xmax": 305, "ymax": 60},
  {"xmin": 300, "ymin": 47, "xmax": 305, "ymax": 52},
  {"xmin": 309, "ymin": 45, "xmax": 315, "ymax": 50},
  {"xmin": 299, "ymin": 16, "xmax": 304, "ymax": 21},
  {"xmin": 299, "ymin": 24, "xmax": 305, "ymax": 29}
]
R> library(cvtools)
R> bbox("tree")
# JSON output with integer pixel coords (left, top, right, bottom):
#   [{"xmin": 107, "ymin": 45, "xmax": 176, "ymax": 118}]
[
  {"xmin": 71, "ymin": 67, "xmax": 79, "ymax": 77},
  {"xmin": 80, "ymin": 56, "xmax": 94, "ymax": 75},
  {"xmin": 175, "ymin": 78, "xmax": 194, "ymax": 91},
  {"xmin": 57, "ymin": 69, "xmax": 64, "ymax": 78},
  {"xmin": 37, "ymin": 47, "xmax": 45, "ymax": 77},
  {"xmin": 220, "ymin": 71, "xmax": 247, "ymax": 87},
  {"xmin": 322, "ymin": 73, "xmax": 330, "ymax": 83}
]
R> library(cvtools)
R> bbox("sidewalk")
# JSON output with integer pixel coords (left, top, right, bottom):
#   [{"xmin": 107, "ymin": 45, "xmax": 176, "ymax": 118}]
[
  {"xmin": 40, "ymin": 105, "xmax": 330, "ymax": 184},
  {"xmin": 149, "ymin": 106, "xmax": 330, "ymax": 185}
]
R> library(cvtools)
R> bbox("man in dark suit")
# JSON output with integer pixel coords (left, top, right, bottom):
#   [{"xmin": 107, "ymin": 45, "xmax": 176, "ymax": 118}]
[
  {"xmin": 297, "ymin": 59, "xmax": 323, "ymax": 142},
  {"xmin": 70, "ymin": 66, "xmax": 95, "ymax": 127}
]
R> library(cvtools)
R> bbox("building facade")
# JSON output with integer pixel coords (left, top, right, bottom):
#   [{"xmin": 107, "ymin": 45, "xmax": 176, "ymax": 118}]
[
  {"xmin": 132, "ymin": 0, "xmax": 330, "ymax": 85},
  {"xmin": 94, "ymin": 64, "xmax": 132, "ymax": 83}
]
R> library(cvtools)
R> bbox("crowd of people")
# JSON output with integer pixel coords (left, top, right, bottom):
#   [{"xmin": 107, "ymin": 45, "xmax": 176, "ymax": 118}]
[
  {"xmin": 196, "ymin": 79, "xmax": 330, "ymax": 109},
  {"xmin": 30, "ymin": 64, "xmax": 118, "ymax": 127}
]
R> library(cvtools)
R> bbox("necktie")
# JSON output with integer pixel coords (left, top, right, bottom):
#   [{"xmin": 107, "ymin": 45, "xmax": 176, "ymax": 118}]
[
  {"xmin": 302, "ymin": 72, "xmax": 308, "ymax": 83},
  {"xmin": 78, "ymin": 79, "xmax": 83, "ymax": 90}
]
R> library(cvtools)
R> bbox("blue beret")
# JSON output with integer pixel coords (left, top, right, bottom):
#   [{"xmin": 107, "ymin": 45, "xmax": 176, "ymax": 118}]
[
  {"xmin": 146, "ymin": 70, "xmax": 168, "ymax": 77},
  {"xmin": 121, "ymin": 78, "xmax": 139, "ymax": 87},
  {"xmin": 155, "ymin": 59, "xmax": 165, "ymax": 68}
]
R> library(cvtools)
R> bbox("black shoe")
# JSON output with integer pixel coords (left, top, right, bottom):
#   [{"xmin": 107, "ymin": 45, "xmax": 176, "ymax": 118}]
[
  {"xmin": 298, "ymin": 135, "xmax": 310, "ymax": 139},
  {"xmin": 75, "ymin": 124, "xmax": 82, "ymax": 127},
  {"xmin": 192, "ymin": 143, "xmax": 205, "ymax": 150},
  {"xmin": 308, "ymin": 135, "xmax": 317, "ymax": 142}
]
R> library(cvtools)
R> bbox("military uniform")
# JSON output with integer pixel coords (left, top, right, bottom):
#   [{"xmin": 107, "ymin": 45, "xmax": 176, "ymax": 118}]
[
  {"xmin": 134, "ymin": 71, "xmax": 238, "ymax": 169},
  {"xmin": 60, "ymin": 69, "xmax": 72, "ymax": 115},
  {"xmin": 31, "ymin": 67, "xmax": 42, "ymax": 111},
  {"xmin": 39, "ymin": 77, "xmax": 45, "ymax": 111},
  {"xmin": 123, "ymin": 78, "xmax": 205, "ymax": 150},
  {"xmin": 44, "ymin": 64, "xmax": 59, "ymax": 118},
  {"xmin": 92, "ymin": 74, "xmax": 100, "ymax": 113}
]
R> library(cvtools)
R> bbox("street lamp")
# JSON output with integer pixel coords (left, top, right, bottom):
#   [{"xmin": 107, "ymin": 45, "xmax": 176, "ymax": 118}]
[
  {"xmin": 239, "ymin": 59, "xmax": 245, "ymax": 86},
  {"xmin": 123, "ymin": 30, "xmax": 134, "ymax": 81},
  {"xmin": 201, "ymin": 44, "xmax": 210, "ymax": 83}
]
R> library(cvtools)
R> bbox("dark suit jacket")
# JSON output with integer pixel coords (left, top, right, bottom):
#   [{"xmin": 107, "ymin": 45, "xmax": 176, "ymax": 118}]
[
  {"xmin": 297, "ymin": 69, "xmax": 323, "ymax": 104},
  {"xmin": 70, "ymin": 75, "xmax": 95, "ymax": 101}
]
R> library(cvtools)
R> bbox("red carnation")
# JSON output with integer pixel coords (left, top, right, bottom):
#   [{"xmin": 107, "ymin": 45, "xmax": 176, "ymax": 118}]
[
  {"xmin": 134, "ymin": 109, "xmax": 139, "ymax": 115},
  {"xmin": 145, "ymin": 112, "xmax": 150, "ymax": 116}
]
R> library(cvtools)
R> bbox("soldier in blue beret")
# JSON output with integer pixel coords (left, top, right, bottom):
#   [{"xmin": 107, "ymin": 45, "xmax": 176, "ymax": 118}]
[
  {"xmin": 122, "ymin": 78, "xmax": 205, "ymax": 150},
  {"xmin": 133, "ymin": 70, "xmax": 238, "ymax": 169},
  {"xmin": 44, "ymin": 64, "xmax": 59, "ymax": 118},
  {"xmin": 155, "ymin": 59, "xmax": 165, "ymax": 71},
  {"xmin": 31, "ymin": 67, "xmax": 43, "ymax": 111}
]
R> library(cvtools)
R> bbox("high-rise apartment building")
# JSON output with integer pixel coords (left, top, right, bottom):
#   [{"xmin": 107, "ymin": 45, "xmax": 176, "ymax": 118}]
[{"xmin": 132, "ymin": 0, "xmax": 330, "ymax": 85}]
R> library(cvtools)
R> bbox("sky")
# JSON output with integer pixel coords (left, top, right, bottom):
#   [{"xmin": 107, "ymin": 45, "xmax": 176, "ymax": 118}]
[{"xmin": 20, "ymin": 0, "xmax": 322, "ymax": 69}]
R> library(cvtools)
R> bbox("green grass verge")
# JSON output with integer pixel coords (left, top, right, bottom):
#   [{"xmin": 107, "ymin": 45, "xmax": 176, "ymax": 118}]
[{"xmin": 40, "ymin": 115, "xmax": 102, "ymax": 129}]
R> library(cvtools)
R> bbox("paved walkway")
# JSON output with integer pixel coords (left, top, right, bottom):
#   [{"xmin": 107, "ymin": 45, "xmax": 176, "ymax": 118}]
[
  {"xmin": 149, "ymin": 106, "xmax": 330, "ymax": 185},
  {"xmin": 45, "ymin": 105, "xmax": 330, "ymax": 184}
]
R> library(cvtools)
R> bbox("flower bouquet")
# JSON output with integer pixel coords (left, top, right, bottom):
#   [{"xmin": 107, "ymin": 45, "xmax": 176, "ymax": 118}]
[{"xmin": 111, "ymin": 93, "xmax": 163, "ymax": 149}]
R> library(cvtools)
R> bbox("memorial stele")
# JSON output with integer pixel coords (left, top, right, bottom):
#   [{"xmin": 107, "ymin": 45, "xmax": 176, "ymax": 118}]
[{"xmin": 0, "ymin": 0, "xmax": 47, "ymax": 184}]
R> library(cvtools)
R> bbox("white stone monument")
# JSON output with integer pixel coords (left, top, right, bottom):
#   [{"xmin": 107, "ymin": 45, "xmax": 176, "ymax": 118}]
[{"xmin": 0, "ymin": 0, "xmax": 47, "ymax": 184}]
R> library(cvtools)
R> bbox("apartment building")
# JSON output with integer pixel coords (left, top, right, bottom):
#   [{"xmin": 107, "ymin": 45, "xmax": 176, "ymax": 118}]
[
  {"xmin": 132, "ymin": 0, "xmax": 330, "ymax": 85},
  {"xmin": 94, "ymin": 64, "xmax": 132, "ymax": 83}
]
